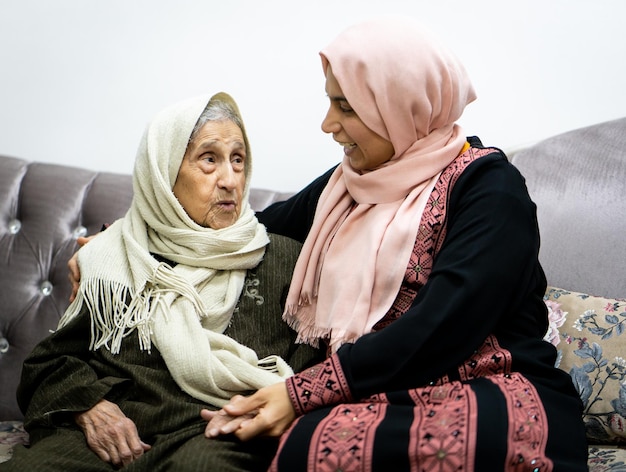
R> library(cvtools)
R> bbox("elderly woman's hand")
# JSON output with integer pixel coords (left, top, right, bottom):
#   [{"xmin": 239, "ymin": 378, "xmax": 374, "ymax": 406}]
[
  {"xmin": 68, "ymin": 234, "xmax": 97, "ymax": 302},
  {"xmin": 203, "ymin": 382, "xmax": 296, "ymax": 441},
  {"xmin": 74, "ymin": 399, "xmax": 151, "ymax": 467}
]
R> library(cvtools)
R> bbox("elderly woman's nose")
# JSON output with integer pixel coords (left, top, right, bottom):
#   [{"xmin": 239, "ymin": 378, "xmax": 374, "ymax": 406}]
[{"xmin": 217, "ymin": 164, "xmax": 237, "ymax": 189}]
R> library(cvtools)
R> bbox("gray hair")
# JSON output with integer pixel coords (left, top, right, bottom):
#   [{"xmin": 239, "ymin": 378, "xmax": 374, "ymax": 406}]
[{"xmin": 189, "ymin": 99, "xmax": 244, "ymax": 143}]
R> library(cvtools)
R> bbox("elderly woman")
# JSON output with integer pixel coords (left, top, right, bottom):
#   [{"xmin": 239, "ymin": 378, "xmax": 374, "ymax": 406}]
[{"xmin": 0, "ymin": 93, "xmax": 320, "ymax": 471}]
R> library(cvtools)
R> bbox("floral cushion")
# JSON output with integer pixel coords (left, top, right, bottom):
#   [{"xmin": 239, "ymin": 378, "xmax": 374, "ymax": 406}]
[
  {"xmin": 544, "ymin": 286, "xmax": 626, "ymax": 445},
  {"xmin": 588, "ymin": 445, "xmax": 626, "ymax": 471}
]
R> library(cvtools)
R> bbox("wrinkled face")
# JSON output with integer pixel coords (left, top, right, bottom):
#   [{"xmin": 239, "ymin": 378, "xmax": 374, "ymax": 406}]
[
  {"xmin": 321, "ymin": 65, "xmax": 394, "ymax": 172},
  {"xmin": 173, "ymin": 120, "xmax": 246, "ymax": 229}
]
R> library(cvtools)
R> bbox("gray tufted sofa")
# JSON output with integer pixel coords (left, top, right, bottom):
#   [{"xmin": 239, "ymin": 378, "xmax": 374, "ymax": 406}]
[
  {"xmin": 0, "ymin": 158, "xmax": 294, "ymax": 462},
  {"xmin": 1, "ymin": 117, "xmax": 625, "ymax": 469}
]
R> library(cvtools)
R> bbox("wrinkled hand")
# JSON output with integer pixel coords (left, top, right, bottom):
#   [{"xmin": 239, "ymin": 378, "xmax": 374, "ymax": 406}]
[
  {"xmin": 203, "ymin": 382, "xmax": 295, "ymax": 441},
  {"xmin": 68, "ymin": 234, "xmax": 96, "ymax": 302},
  {"xmin": 74, "ymin": 399, "xmax": 151, "ymax": 467}
]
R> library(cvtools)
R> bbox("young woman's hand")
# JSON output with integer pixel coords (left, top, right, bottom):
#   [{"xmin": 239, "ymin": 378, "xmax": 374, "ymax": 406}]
[
  {"xmin": 203, "ymin": 382, "xmax": 295, "ymax": 441},
  {"xmin": 68, "ymin": 234, "xmax": 97, "ymax": 301}
]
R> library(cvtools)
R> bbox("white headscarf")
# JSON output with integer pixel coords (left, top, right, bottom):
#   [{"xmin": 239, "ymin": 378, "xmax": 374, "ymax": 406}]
[{"xmin": 59, "ymin": 93, "xmax": 293, "ymax": 406}]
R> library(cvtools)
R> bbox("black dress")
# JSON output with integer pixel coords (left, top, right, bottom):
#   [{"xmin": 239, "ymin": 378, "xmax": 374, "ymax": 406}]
[{"xmin": 257, "ymin": 137, "xmax": 588, "ymax": 472}]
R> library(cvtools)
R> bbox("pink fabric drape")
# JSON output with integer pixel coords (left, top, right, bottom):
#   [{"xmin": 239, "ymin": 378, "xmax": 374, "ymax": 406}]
[{"xmin": 284, "ymin": 17, "xmax": 477, "ymax": 351}]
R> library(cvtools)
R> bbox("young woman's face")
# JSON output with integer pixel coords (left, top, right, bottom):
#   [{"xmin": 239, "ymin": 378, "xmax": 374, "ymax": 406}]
[
  {"xmin": 173, "ymin": 120, "xmax": 246, "ymax": 229},
  {"xmin": 321, "ymin": 65, "xmax": 394, "ymax": 172}
]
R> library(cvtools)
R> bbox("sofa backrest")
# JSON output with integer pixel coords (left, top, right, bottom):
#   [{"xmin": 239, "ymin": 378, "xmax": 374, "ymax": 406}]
[
  {"xmin": 510, "ymin": 117, "xmax": 626, "ymax": 299},
  {"xmin": 2, "ymin": 117, "xmax": 625, "ymax": 420},
  {"xmin": 0, "ymin": 155, "xmax": 293, "ymax": 420},
  {"xmin": 0, "ymin": 157, "xmax": 134, "ymax": 419}
]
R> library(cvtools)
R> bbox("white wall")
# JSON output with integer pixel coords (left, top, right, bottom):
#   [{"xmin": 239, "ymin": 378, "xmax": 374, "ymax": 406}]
[{"xmin": 1, "ymin": 0, "xmax": 625, "ymax": 192}]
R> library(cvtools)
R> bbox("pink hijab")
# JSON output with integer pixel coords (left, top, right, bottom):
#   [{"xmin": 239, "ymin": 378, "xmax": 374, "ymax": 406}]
[{"xmin": 284, "ymin": 17, "xmax": 477, "ymax": 351}]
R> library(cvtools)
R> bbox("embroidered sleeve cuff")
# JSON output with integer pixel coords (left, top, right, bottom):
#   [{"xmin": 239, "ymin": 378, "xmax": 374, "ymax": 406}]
[{"xmin": 286, "ymin": 354, "xmax": 353, "ymax": 416}]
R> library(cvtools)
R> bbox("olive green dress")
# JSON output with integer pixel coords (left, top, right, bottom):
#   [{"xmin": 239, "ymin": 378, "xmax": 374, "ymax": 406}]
[{"xmin": 1, "ymin": 234, "xmax": 322, "ymax": 472}]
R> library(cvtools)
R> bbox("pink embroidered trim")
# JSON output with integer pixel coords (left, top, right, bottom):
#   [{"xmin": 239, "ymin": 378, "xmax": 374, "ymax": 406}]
[
  {"xmin": 457, "ymin": 334, "xmax": 513, "ymax": 381},
  {"xmin": 286, "ymin": 354, "xmax": 353, "ymax": 416},
  {"xmin": 489, "ymin": 373, "xmax": 554, "ymax": 472},
  {"xmin": 409, "ymin": 382, "xmax": 478, "ymax": 472},
  {"xmin": 375, "ymin": 147, "xmax": 496, "ymax": 330},
  {"xmin": 268, "ymin": 416, "xmax": 301, "ymax": 472},
  {"xmin": 305, "ymin": 402, "xmax": 386, "ymax": 472}
]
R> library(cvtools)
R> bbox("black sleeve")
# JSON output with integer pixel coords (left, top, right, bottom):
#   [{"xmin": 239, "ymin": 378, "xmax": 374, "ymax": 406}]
[
  {"xmin": 17, "ymin": 311, "xmax": 129, "ymax": 431},
  {"xmin": 335, "ymin": 154, "xmax": 547, "ymax": 398},
  {"xmin": 256, "ymin": 165, "xmax": 337, "ymax": 243}
]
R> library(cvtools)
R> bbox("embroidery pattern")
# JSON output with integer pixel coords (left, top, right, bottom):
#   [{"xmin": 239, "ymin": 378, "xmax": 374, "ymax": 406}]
[
  {"xmin": 375, "ymin": 147, "xmax": 496, "ymax": 330},
  {"xmin": 489, "ymin": 373, "xmax": 553, "ymax": 472},
  {"xmin": 457, "ymin": 334, "xmax": 513, "ymax": 380},
  {"xmin": 306, "ymin": 403, "xmax": 386, "ymax": 472},
  {"xmin": 281, "ymin": 343, "xmax": 554, "ymax": 471},
  {"xmin": 287, "ymin": 354, "xmax": 353, "ymax": 416},
  {"xmin": 409, "ymin": 383, "xmax": 478, "ymax": 472},
  {"xmin": 241, "ymin": 270, "xmax": 264, "ymax": 305}
]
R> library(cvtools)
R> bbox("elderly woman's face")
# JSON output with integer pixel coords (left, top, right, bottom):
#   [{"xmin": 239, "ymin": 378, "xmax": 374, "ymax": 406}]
[{"xmin": 173, "ymin": 120, "xmax": 246, "ymax": 229}]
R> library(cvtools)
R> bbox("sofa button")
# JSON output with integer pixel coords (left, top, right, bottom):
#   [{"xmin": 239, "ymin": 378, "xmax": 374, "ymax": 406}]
[
  {"xmin": 8, "ymin": 219, "xmax": 21, "ymax": 234},
  {"xmin": 40, "ymin": 281, "xmax": 53, "ymax": 296},
  {"xmin": 0, "ymin": 337, "xmax": 9, "ymax": 354},
  {"xmin": 73, "ymin": 225, "xmax": 88, "ymax": 239}
]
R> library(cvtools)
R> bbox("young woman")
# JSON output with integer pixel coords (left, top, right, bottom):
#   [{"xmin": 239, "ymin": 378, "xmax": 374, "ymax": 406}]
[{"xmin": 206, "ymin": 17, "xmax": 588, "ymax": 472}]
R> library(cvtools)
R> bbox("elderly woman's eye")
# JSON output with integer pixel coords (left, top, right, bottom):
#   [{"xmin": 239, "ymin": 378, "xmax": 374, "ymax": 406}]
[{"xmin": 232, "ymin": 155, "xmax": 245, "ymax": 169}]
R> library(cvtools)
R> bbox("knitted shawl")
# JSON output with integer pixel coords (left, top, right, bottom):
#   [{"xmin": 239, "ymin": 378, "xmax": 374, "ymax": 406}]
[{"xmin": 59, "ymin": 93, "xmax": 292, "ymax": 406}]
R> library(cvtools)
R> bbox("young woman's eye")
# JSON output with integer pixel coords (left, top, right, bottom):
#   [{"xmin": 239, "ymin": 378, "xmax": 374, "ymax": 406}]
[{"xmin": 339, "ymin": 102, "xmax": 354, "ymax": 113}]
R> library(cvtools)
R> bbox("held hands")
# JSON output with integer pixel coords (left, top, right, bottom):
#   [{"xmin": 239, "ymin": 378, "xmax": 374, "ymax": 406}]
[
  {"xmin": 68, "ymin": 235, "xmax": 96, "ymax": 302},
  {"xmin": 200, "ymin": 408, "xmax": 257, "ymax": 436},
  {"xmin": 202, "ymin": 382, "xmax": 295, "ymax": 441},
  {"xmin": 74, "ymin": 399, "xmax": 151, "ymax": 467}
]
